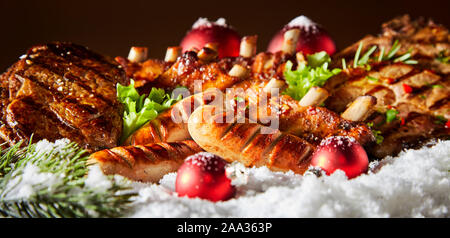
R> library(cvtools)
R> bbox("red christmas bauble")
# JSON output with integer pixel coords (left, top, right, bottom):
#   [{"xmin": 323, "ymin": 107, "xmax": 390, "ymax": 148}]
[
  {"xmin": 267, "ymin": 15, "xmax": 336, "ymax": 55},
  {"xmin": 175, "ymin": 152, "xmax": 235, "ymax": 202},
  {"xmin": 180, "ymin": 18, "xmax": 241, "ymax": 58},
  {"xmin": 311, "ymin": 136, "xmax": 369, "ymax": 179}
]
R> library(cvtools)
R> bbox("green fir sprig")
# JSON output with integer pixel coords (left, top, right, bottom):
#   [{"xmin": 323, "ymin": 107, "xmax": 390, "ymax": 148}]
[{"xmin": 0, "ymin": 140, "xmax": 135, "ymax": 218}]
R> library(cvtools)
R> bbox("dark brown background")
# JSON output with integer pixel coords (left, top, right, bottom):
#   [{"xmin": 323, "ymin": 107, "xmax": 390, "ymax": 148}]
[{"xmin": 0, "ymin": 0, "xmax": 449, "ymax": 72}]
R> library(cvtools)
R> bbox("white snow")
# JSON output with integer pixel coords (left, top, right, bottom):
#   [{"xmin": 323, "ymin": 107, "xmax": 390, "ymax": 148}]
[
  {"xmin": 3, "ymin": 164, "xmax": 62, "ymax": 200},
  {"xmin": 286, "ymin": 15, "xmax": 318, "ymax": 32},
  {"xmin": 126, "ymin": 140, "xmax": 450, "ymax": 218},
  {"xmin": 4, "ymin": 138, "xmax": 448, "ymax": 217},
  {"xmin": 85, "ymin": 165, "xmax": 113, "ymax": 193},
  {"xmin": 192, "ymin": 17, "xmax": 228, "ymax": 29},
  {"xmin": 1, "ymin": 139, "xmax": 72, "ymax": 200}
]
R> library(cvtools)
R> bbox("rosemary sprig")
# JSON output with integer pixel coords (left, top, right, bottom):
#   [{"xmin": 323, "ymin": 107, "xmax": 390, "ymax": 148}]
[
  {"xmin": 0, "ymin": 140, "xmax": 135, "ymax": 218},
  {"xmin": 348, "ymin": 40, "xmax": 418, "ymax": 70},
  {"xmin": 385, "ymin": 40, "xmax": 400, "ymax": 60},
  {"xmin": 353, "ymin": 42, "xmax": 364, "ymax": 68},
  {"xmin": 358, "ymin": 45, "xmax": 377, "ymax": 66},
  {"xmin": 378, "ymin": 47, "xmax": 385, "ymax": 62}
]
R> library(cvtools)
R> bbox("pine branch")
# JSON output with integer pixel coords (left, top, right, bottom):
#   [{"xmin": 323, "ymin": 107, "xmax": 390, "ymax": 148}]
[{"xmin": 0, "ymin": 139, "xmax": 136, "ymax": 218}]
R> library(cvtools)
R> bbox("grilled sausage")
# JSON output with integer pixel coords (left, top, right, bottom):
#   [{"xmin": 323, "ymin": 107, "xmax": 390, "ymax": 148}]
[
  {"xmin": 188, "ymin": 105, "xmax": 315, "ymax": 174},
  {"xmin": 124, "ymin": 88, "xmax": 223, "ymax": 145},
  {"xmin": 88, "ymin": 140, "xmax": 203, "ymax": 183},
  {"xmin": 262, "ymin": 95, "xmax": 374, "ymax": 146}
]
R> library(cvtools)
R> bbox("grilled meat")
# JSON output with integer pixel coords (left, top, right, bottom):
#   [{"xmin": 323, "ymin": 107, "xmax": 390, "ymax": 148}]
[
  {"xmin": 89, "ymin": 140, "xmax": 203, "ymax": 183},
  {"xmin": 325, "ymin": 15, "xmax": 449, "ymax": 158},
  {"xmin": 331, "ymin": 15, "xmax": 450, "ymax": 75},
  {"xmin": 118, "ymin": 16, "xmax": 449, "ymax": 161},
  {"xmin": 188, "ymin": 105, "xmax": 314, "ymax": 174},
  {"xmin": 0, "ymin": 42, "xmax": 128, "ymax": 151},
  {"xmin": 268, "ymin": 95, "xmax": 374, "ymax": 146},
  {"xmin": 117, "ymin": 48, "xmax": 291, "ymax": 95},
  {"xmin": 114, "ymin": 56, "xmax": 167, "ymax": 88},
  {"xmin": 124, "ymin": 88, "xmax": 222, "ymax": 145}
]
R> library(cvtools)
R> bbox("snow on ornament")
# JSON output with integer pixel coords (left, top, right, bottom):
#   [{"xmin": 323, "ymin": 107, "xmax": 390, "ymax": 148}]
[
  {"xmin": 175, "ymin": 152, "xmax": 236, "ymax": 202},
  {"xmin": 180, "ymin": 18, "xmax": 241, "ymax": 58},
  {"xmin": 267, "ymin": 15, "xmax": 336, "ymax": 55},
  {"xmin": 310, "ymin": 136, "xmax": 369, "ymax": 179}
]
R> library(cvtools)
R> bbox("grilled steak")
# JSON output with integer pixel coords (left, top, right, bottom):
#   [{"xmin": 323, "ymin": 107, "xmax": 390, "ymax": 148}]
[
  {"xmin": 325, "ymin": 15, "xmax": 449, "ymax": 158},
  {"xmin": 0, "ymin": 42, "xmax": 128, "ymax": 151}
]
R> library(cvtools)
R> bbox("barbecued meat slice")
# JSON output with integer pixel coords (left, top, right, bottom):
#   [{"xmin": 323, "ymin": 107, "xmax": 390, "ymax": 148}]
[
  {"xmin": 0, "ymin": 42, "xmax": 128, "ymax": 151},
  {"xmin": 325, "ymin": 15, "xmax": 449, "ymax": 158},
  {"xmin": 116, "ymin": 49, "xmax": 291, "ymax": 95}
]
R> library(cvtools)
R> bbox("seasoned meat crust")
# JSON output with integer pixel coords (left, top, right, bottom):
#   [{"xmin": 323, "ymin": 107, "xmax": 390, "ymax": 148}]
[
  {"xmin": 326, "ymin": 15, "xmax": 449, "ymax": 158},
  {"xmin": 0, "ymin": 42, "xmax": 128, "ymax": 151}
]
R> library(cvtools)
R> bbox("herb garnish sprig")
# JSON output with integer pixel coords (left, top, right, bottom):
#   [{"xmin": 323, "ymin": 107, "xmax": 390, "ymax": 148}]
[
  {"xmin": 386, "ymin": 108, "xmax": 399, "ymax": 123},
  {"xmin": 436, "ymin": 50, "xmax": 449, "ymax": 64},
  {"xmin": 283, "ymin": 51, "xmax": 342, "ymax": 101},
  {"xmin": 367, "ymin": 122, "xmax": 384, "ymax": 145},
  {"xmin": 344, "ymin": 40, "xmax": 418, "ymax": 70},
  {"xmin": 117, "ymin": 80, "xmax": 182, "ymax": 144}
]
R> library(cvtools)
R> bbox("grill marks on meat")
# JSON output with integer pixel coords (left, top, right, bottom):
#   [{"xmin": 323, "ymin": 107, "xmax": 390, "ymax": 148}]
[
  {"xmin": 188, "ymin": 105, "xmax": 314, "ymax": 174},
  {"xmin": 326, "ymin": 63, "xmax": 448, "ymax": 116},
  {"xmin": 326, "ymin": 15, "xmax": 450, "ymax": 158},
  {"xmin": 89, "ymin": 140, "xmax": 203, "ymax": 183},
  {"xmin": 270, "ymin": 95, "xmax": 374, "ymax": 146},
  {"xmin": 117, "ymin": 50, "xmax": 291, "ymax": 95},
  {"xmin": 331, "ymin": 15, "xmax": 450, "ymax": 73},
  {"xmin": 0, "ymin": 42, "xmax": 128, "ymax": 151},
  {"xmin": 118, "ymin": 38, "xmax": 373, "ymax": 148},
  {"xmin": 151, "ymin": 51, "xmax": 244, "ymax": 92}
]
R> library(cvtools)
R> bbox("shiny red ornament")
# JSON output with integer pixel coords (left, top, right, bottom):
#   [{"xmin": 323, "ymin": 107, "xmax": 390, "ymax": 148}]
[
  {"xmin": 175, "ymin": 152, "xmax": 235, "ymax": 202},
  {"xmin": 311, "ymin": 136, "xmax": 369, "ymax": 179},
  {"xmin": 180, "ymin": 18, "xmax": 241, "ymax": 58},
  {"xmin": 267, "ymin": 15, "xmax": 336, "ymax": 55}
]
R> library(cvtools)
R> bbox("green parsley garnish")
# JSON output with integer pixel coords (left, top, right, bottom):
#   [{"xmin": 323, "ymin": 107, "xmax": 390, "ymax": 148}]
[
  {"xmin": 234, "ymin": 96, "xmax": 245, "ymax": 103},
  {"xmin": 367, "ymin": 122, "xmax": 384, "ymax": 145},
  {"xmin": 283, "ymin": 52, "xmax": 341, "ymax": 101},
  {"xmin": 386, "ymin": 109, "xmax": 399, "ymax": 123},
  {"xmin": 436, "ymin": 50, "xmax": 449, "ymax": 63},
  {"xmin": 432, "ymin": 84, "xmax": 445, "ymax": 89},
  {"xmin": 306, "ymin": 51, "xmax": 331, "ymax": 68},
  {"xmin": 366, "ymin": 76, "xmax": 379, "ymax": 82},
  {"xmin": 117, "ymin": 79, "xmax": 182, "ymax": 143},
  {"xmin": 434, "ymin": 115, "xmax": 447, "ymax": 125}
]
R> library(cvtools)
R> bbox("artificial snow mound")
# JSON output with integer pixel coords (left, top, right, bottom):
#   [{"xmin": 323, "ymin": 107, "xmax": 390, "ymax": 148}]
[
  {"xmin": 127, "ymin": 140, "xmax": 450, "ymax": 218},
  {"xmin": 192, "ymin": 17, "xmax": 228, "ymax": 29}
]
